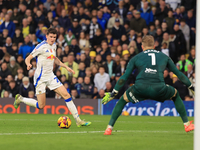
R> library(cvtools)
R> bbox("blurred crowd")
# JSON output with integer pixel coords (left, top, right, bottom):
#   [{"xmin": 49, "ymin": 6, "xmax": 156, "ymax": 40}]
[{"xmin": 0, "ymin": 0, "xmax": 196, "ymax": 101}]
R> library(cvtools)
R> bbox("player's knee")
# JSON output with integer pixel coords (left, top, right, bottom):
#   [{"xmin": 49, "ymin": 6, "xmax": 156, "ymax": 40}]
[
  {"xmin": 123, "ymin": 92, "xmax": 130, "ymax": 103},
  {"xmin": 38, "ymin": 103, "xmax": 45, "ymax": 109},
  {"xmin": 39, "ymin": 105, "xmax": 45, "ymax": 109},
  {"xmin": 62, "ymin": 92, "xmax": 71, "ymax": 99},
  {"xmin": 172, "ymin": 90, "xmax": 179, "ymax": 101}
]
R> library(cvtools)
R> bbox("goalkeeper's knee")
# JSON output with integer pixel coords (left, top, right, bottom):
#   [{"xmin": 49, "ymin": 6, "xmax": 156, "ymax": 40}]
[
  {"xmin": 122, "ymin": 92, "xmax": 130, "ymax": 103},
  {"xmin": 172, "ymin": 89, "xmax": 180, "ymax": 102}
]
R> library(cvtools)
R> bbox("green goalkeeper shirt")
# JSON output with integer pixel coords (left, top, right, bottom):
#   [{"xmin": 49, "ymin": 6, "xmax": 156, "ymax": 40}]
[{"xmin": 114, "ymin": 49, "xmax": 191, "ymax": 91}]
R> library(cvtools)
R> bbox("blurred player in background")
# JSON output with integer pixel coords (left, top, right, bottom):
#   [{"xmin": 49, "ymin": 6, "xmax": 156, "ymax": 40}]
[
  {"xmin": 14, "ymin": 28, "xmax": 91, "ymax": 127},
  {"xmin": 102, "ymin": 35, "xmax": 194, "ymax": 135}
]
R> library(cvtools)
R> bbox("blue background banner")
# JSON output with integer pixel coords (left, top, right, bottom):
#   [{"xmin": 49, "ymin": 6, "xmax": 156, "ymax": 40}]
[{"xmin": 102, "ymin": 100, "xmax": 194, "ymax": 117}]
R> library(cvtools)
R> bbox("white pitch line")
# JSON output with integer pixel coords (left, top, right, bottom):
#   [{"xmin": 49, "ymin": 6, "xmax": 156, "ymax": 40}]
[
  {"xmin": 0, "ymin": 119, "xmax": 182, "ymax": 124},
  {"xmin": 0, "ymin": 130, "xmax": 189, "ymax": 136},
  {"xmin": 0, "ymin": 119, "xmax": 56, "ymax": 121}
]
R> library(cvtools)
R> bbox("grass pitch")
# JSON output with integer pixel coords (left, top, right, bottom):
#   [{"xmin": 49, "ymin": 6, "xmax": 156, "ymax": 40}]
[{"xmin": 0, "ymin": 114, "xmax": 193, "ymax": 150}]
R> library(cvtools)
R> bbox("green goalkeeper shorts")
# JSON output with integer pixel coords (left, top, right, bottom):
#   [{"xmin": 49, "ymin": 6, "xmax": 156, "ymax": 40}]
[{"xmin": 125, "ymin": 83, "xmax": 176, "ymax": 104}]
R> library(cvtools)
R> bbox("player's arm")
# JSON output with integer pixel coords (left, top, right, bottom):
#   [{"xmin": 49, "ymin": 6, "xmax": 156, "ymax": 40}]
[
  {"xmin": 102, "ymin": 58, "xmax": 135, "ymax": 104},
  {"xmin": 114, "ymin": 66, "xmax": 134, "ymax": 91},
  {"xmin": 54, "ymin": 57, "xmax": 75, "ymax": 74},
  {"xmin": 25, "ymin": 54, "xmax": 34, "ymax": 70},
  {"xmin": 167, "ymin": 58, "xmax": 195, "ymax": 95},
  {"xmin": 26, "ymin": 45, "xmax": 43, "ymax": 70}
]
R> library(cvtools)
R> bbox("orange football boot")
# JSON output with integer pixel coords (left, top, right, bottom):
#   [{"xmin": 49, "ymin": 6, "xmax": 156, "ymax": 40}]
[
  {"xmin": 185, "ymin": 121, "xmax": 194, "ymax": 132},
  {"xmin": 104, "ymin": 128, "xmax": 112, "ymax": 135}
]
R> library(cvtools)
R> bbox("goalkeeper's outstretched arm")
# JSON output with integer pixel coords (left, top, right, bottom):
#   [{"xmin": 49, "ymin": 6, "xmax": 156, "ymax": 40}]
[
  {"xmin": 102, "ymin": 58, "xmax": 135, "ymax": 105},
  {"xmin": 167, "ymin": 57, "xmax": 195, "ymax": 95},
  {"xmin": 114, "ymin": 59, "xmax": 135, "ymax": 92},
  {"xmin": 167, "ymin": 58, "xmax": 191, "ymax": 87}
]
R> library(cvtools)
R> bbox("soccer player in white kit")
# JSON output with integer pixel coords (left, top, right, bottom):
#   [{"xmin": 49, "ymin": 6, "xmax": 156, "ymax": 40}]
[{"xmin": 14, "ymin": 28, "xmax": 91, "ymax": 127}]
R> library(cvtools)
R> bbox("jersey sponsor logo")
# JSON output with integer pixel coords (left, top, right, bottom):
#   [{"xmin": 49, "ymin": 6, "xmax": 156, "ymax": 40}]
[
  {"xmin": 145, "ymin": 68, "xmax": 157, "ymax": 74},
  {"xmin": 129, "ymin": 92, "xmax": 139, "ymax": 103},
  {"xmin": 47, "ymin": 54, "xmax": 55, "ymax": 60}
]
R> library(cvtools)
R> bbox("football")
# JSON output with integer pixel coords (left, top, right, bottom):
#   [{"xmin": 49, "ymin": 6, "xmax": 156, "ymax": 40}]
[
  {"xmin": 57, "ymin": 116, "xmax": 72, "ymax": 129},
  {"xmin": 122, "ymin": 111, "xmax": 129, "ymax": 116}
]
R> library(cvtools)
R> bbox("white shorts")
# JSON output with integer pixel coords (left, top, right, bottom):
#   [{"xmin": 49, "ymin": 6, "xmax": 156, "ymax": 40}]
[{"xmin": 34, "ymin": 75, "xmax": 62, "ymax": 95}]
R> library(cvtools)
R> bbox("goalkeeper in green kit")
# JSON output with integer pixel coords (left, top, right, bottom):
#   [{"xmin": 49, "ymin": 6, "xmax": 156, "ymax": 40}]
[{"xmin": 102, "ymin": 35, "xmax": 195, "ymax": 135}]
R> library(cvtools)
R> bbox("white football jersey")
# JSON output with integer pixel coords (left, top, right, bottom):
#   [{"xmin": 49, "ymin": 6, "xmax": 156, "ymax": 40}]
[{"xmin": 31, "ymin": 40, "xmax": 57, "ymax": 83}]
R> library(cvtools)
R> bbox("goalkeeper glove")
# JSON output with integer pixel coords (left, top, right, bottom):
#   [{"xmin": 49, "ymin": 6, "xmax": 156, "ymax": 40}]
[
  {"xmin": 188, "ymin": 85, "xmax": 195, "ymax": 96},
  {"xmin": 102, "ymin": 89, "xmax": 118, "ymax": 105}
]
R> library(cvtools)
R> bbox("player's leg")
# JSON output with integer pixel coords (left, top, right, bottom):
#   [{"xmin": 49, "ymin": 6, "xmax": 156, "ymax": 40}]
[
  {"xmin": 104, "ymin": 92, "xmax": 129, "ymax": 135},
  {"xmin": 171, "ymin": 89, "xmax": 194, "ymax": 132},
  {"xmin": 159, "ymin": 85, "xmax": 194, "ymax": 132},
  {"xmin": 36, "ymin": 93, "xmax": 46, "ymax": 109},
  {"xmin": 14, "ymin": 82, "xmax": 46, "ymax": 109},
  {"xmin": 54, "ymin": 85, "xmax": 91, "ymax": 127}
]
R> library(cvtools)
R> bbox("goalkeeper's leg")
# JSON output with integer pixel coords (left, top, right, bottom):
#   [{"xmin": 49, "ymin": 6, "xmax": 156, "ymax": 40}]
[
  {"xmin": 172, "ymin": 90, "xmax": 194, "ymax": 132},
  {"xmin": 104, "ymin": 93, "xmax": 128, "ymax": 135}
]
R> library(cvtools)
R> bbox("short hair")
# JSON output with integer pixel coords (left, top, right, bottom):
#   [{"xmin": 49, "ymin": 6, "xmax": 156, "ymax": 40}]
[
  {"xmin": 84, "ymin": 76, "xmax": 90, "ymax": 80},
  {"xmin": 10, "ymin": 80, "xmax": 15, "ymax": 84},
  {"xmin": 68, "ymin": 52, "xmax": 74, "ymax": 56},
  {"xmin": 53, "ymin": 19, "xmax": 58, "ymax": 22},
  {"xmin": 15, "ymin": 27, "xmax": 21, "ymax": 31},
  {"xmin": 142, "ymin": 35, "xmax": 154, "ymax": 47},
  {"xmin": 92, "ymin": 16, "xmax": 97, "ymax": 19},
  {"xmin": 47, "ymin": 27, "xmax": 57, "ymax": 35},
  {"xmin": 96, "ymin": 29, "xmax": 101, "ymax": 33},
  {"xmin": 79, "ymin": 61, "xmax": 85, "ymax": 65},
  {"xmin": 4, "ymin": 53, "xmax": 10, "ymax": 57},
  {"xmin": 110, "ymin": 46, "xmax": 116, "ymax": 50},
  {"xmin": 106, "ymin": 53, "xmax": 111, "ymax": 57},
  {"xmin": 57, "ymin": 46, "xmax": 62, "ymax": 49},
  {"xmin": 31, "ymin": 58, "xmax": 36, "ymax": 63},
  {"xmin": 22, "ymin": 76, "xmax": 29, "ymax": 82},
  {"xmin": 180, "ymin": 18, "xmax": 186, "ymax": 23},
  {"xmin": 71, "ymin": 88, "xmax": 77, "ymax": 91},
  {"xmin": 28, "ymin": 91, "xmax": 34, "ymax": 95},
  {"xmin": 143, "ymin": 27, "xmax": 148, "ymax": 30},
  {"xmin": 3, "ymin": 29, "xmax": 8, "ymax": 32},
  {"xmin": 38, "ymin": 21, "xmax": 44, "ymax": 24},
  {"xmin": 99, "ymin": 65, "xmax": 105, "ymax": 70},
  {"xmin": 17, "ymin": 54, "xmax": 23, "ymax": 58},
  {"xmin": 162, "ymin": 42, "xmax": 167, "ymax": 45},
  {"xmin": 12, "ymin": 43, "xmax": 17, "ymax": 46},
  {"xmin": 120, "ymin": 58, "xmax": 126, "ymax": 62},
  {"xmin": 86, "ymin": 67, "xmax": 91, "ymax": 71},
  {"xmin": 191, "ymin": 46, "xmax": 195, "ymax": 50}
]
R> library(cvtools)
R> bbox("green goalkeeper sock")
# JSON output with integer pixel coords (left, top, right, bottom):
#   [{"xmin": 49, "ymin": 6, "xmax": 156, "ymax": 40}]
[
  {"xmin": 172, "ymin": 92, "xmax": 188, "ymax": 123},
  {"xmin": 108, "ymin": 96, "xmax": 127, "ymax": 127}
]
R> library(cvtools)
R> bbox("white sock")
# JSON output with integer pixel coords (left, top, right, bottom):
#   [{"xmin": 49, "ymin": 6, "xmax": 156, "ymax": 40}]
[
  {"xmin": 21, "ymin": 97, "xmax": 38, "ymax": 108},
  {"xmin": 107, "ymin": 125, "xmax": 113, "ymax": 130},
  {"xmin": 65, "ymin": 97, "xmax": 81, "ymax": 122},
  {"xmin": 184, "ymin": 121, "xmax": 190, "ymax": 126}
]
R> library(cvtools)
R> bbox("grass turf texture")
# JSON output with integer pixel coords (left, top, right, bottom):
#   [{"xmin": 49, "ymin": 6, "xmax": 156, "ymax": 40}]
[{"xmin": 0, "ymin": 114, "xmax": 193, "ymax": 150}]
